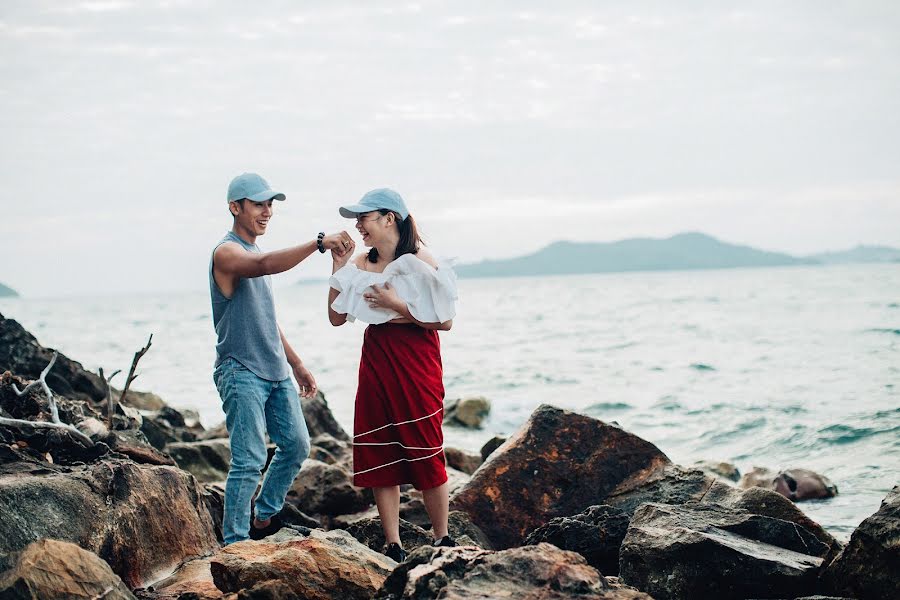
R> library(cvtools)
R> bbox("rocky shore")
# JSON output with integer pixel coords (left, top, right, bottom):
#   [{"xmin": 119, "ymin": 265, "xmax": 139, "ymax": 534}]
[{"xmin": 0, "ymin": 311, "xmax": 896, "ymax": 599}]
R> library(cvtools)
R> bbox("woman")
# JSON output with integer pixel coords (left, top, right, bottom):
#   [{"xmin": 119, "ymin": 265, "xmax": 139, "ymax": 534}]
[{"xmin": 327, "ymin": 188, "xmax": 458, "ymax": 563}]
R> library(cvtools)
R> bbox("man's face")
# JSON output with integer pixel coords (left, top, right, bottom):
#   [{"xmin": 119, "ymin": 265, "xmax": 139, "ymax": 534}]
[{"xmin": 232, "ymin": 199, "xmax": 274, "ymax": 236}]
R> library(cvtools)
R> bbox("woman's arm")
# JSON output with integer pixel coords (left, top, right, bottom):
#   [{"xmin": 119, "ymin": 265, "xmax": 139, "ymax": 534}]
[
  {"xmin": 328, "ymin": 247, "xmax": 360, "ymax": 326},
  {"xmin": 366, "ymin": 282, "xmax": 453, "ymax": 331}
]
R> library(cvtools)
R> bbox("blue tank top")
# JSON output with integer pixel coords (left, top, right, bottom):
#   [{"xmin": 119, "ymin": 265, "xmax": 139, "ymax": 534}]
[{"xmin": 210, "ymin": 231, "xmax": 290, "ymax": 381}]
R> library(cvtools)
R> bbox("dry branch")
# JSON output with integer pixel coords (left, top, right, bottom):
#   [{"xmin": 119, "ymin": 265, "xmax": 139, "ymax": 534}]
[
  {"xmin": 117, "ymin": 334, "xmax": 153, "ymax": 407},
  {"xmin": 2, "ymin": 352, "xmax": 93, "ymax": 447}
]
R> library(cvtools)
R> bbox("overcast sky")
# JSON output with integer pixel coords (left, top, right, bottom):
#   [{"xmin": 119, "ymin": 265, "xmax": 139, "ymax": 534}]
[{"xmin": 2, "ymin": 1, "xmax": 899, "ymax": 297}]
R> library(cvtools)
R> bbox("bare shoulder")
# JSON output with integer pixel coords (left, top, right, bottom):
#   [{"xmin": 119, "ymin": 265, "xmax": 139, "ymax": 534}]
[
  {"xmin": 352, "ymin": 253, "xmax": 369, "ymax": 268},
  {"xmin": 214, "ymin": 241, "xmax": 245, "ymax": 262},
  {"xmin": 415, "ymin": 247, "xmax": 439, "ymax": 269}
]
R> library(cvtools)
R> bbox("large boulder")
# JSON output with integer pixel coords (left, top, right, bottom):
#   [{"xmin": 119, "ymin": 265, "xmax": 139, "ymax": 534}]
[
  {"xmin": 524, "ymin": 504, "xmax": 630, "ymax": 575},
  {"xmin": 287, "ymin": 459, "xmax": 372, "ymax": 516},
  {"xmin": 0, "ymin": 458, "xmax": 220, "ymax": 588},
  {"xmin": 166, "ymin": 439, "xmax": 231, "ymax": 483},
  {"xmin": 0, "ymin": 313, "xmax": 106, "ymax": 402},
  {"xmin": 210, "ymin": 528, "xmax": 394, "ymax": 600},
  {"xmin": 620, "ymin": 502, "xmax": 830, "ymax": 600},
  {"xmin": 821, "ymin": 486, "xmax": 899, "ymax": 600},
  {"xmin": 375, "ymin": 543, "xmax": 652, "ymax": 599},
  {"xmin": 450, "ymin": 404, "xmax": 670, "ymax": 548},
  {"xmin": 0, "ymin": 538, "xmax": 136, "ymax": 599}
]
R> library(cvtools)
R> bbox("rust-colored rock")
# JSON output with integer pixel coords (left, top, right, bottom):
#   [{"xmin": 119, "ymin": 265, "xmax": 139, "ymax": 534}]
[
  {"xmin": 0, "ymin": 538, "xmax": 135, "ymax": 600},
  {"xmin": 210, "ymin": 528, "xmax": 394, "ymax": 600},
  {"xmin": 450, "ymin": 404, "xmax": 670, "ymax": 548}
]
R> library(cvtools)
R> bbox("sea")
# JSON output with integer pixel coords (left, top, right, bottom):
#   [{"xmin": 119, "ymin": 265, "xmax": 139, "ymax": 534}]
[{"xmin": 1, "ymin": 263, "xmax": 898, "ymax": 541}]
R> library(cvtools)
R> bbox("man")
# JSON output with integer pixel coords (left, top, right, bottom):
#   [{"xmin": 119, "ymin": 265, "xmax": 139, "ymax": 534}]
[{"xmin": 210, "ymin": 172, "xmax": 352, "ymax": 545}]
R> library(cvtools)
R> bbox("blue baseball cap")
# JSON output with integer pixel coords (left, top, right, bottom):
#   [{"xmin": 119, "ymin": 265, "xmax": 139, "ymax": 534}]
[
  {"xmin": 340, "ymin": 188, "xmax": 409, "ymax": 220},
  {"xmin": 226, "ymin": 172, "xmax": 286, "ymax": 203}
]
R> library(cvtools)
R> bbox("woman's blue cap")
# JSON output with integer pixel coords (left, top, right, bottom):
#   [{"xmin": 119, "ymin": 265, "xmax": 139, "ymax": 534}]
[
  {"xmin": 340, "ymin": 188, "xmax": 409, "ymax": 220},
  {"xmin": 226, "ymin": 172, "xmax": 286, "ymax": 203}
]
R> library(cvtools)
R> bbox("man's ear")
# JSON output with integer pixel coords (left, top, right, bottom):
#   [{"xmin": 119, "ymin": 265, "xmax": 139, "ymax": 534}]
[{"xmin": 229, "ymin": 201, "xmax": 240, "ymax": 217}]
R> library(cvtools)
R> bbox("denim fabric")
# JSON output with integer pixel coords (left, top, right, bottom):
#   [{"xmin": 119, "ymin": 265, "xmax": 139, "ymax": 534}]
[{"xmin": 213, "ymin": 357, "xmax": 310, "ymax": 545}]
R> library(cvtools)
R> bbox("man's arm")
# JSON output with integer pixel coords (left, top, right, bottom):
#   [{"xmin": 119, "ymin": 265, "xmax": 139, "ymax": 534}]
[
  {"xmin": 279, "ymin": 324, "xmax": 317, "ymax": 398},
  {"xmin": 215, "ymin": 232, "xmax": 352, "ymax": 280}
]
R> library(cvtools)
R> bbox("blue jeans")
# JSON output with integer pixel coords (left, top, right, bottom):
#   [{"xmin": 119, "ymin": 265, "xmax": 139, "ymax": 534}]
[{"xmin": 213, "ymin": 357, "xmax": 310, "ymax": 545}]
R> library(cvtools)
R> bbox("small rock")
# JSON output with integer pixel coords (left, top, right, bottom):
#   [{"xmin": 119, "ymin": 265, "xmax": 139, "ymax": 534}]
[
  {"xmin": 0, "ymin": 538, "xmax": 135, "ymax": 599},
  {"xmin": 443, "ymin": 447, "xmax": 481, "ymax": 475},
  {"xmin": 479, "ymin": 435, "xmax": 506, "ymax": 462},
  {"xmin": 693, "ymin": 459, "xmax": 740, "ymax": 482},
  {"xmin": 739, "ymin": 466, "xmax": 838, "ymax": 501},
  {"xmin": 443, "ymin": 396, "xmax": 491, "ymax": 428}
]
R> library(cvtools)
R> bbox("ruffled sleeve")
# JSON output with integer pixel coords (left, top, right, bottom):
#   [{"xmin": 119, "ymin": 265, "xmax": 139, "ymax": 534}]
[
  {"xmin": 328, "ymin": 254, "xmax": 458, "ymax": 325},
  {"xmin": 329, "ymin": 264, "xmax": 400, "ymax": 324}
]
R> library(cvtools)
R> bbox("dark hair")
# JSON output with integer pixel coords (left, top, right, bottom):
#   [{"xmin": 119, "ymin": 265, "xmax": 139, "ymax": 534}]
[{"xmin": 368, "ymin": 209, "xmax": 423, "ymax": 263}]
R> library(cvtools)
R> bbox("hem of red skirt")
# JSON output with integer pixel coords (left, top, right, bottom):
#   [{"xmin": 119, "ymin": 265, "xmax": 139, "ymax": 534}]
[{"xmin": 353, "ymin": 470, "xmax": 448, "ymax": 491}]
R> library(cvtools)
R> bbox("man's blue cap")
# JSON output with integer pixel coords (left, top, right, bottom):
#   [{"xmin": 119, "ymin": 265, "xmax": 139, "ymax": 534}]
[
  {"xmin": 226, "ymin": 172, "xmax": 286, "ymax": 203},
  {"xmin": 340, "ymin": 188, "xmax": 409, "ymax": 220}
]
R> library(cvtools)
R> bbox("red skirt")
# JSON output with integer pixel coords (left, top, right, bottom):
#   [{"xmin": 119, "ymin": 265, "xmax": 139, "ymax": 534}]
[{"xmin": 352, "ymin": 323, "xmax": 448, "ymax": 490}]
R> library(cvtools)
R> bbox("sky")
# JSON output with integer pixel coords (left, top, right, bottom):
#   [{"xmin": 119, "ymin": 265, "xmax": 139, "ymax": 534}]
[{"xmin": 1, "ymin": 1, "xmax": 899, "ymax": 297}]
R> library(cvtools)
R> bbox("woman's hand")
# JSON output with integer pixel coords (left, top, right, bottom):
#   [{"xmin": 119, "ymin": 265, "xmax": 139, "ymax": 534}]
[
  {"xmin": 364, "ymin": 282, "xmax": 403, "ymax": 312},
  {"xmin": 292, "ymin": 363, "xmax": 318, "ymax": 398},
  {"xmin": 331, "ymin": 238, "xmax": 356, "ymax": 270}
]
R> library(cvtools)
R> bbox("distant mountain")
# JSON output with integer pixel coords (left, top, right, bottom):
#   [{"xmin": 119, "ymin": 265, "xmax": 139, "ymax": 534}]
[
  {"xmin": 808, "ymin": 245, "xmax": 900, "ymax": 264},
  {"xmin": 0, "ymin": 282, "xmax": 18, "ymax": 297},
  {"xmin": 455, "ymin": 232, "xmax": 814, "ymax": 278}
]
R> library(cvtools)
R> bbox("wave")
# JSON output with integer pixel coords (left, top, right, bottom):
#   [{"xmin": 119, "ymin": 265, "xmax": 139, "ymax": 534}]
[
  {"xmin": 818, "ymin": 423, "xmax": 900, "ymax": 445},
  {"xmin": 584, "ymin": 401, "xmax": 633, "ymax": 413},
  {"xmin": 690, "ymin": 363, "xmax": 717, "ymax": 371},
  {"xmin": 864, "ymin": 327, "xmax": 900, "ymax": 335}
]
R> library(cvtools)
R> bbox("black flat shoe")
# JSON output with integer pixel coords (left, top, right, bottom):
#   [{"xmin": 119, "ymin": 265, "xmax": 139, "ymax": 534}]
[
  {"xmin": 433, "ymin": 535, "xmax": 458, "ymax": 547},
  {"xmin": 383, "ymin": 542, "xmax": 408, "ymax": 562},
  {"xmin": 249, "ymin": 514, "xmax": 283, "ymax": 540}
]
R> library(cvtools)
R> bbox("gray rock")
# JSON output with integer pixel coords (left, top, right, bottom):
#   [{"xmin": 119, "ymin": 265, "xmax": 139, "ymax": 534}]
[
  {"xmin": 620, "ymin": 502, "xmax": 828, "ymax": 600},
  {"xmin": 443, "ymin": 446, "xmax": 482, "ymax": 475},
  {"xmin": 822, "ymin": 485, "xmax": 899, "ymax": 600},
  {"xmin": 524, "ymin": 504, "xmax": 630, "ymax": 575},
  {"xmin": 287, "ymin": 459, "xmax": 372, "ymax": 516},
  {"xmin": 166, "ymin": 438, "xmax": 232, "ymax": 483},
  {"xmin": 694, "ymin": 459, "xmax": 741, "ymax": 482},
  {"xmin": 739, "ymin": 466, "xmax": 838, "ymax": 501},
  {"xmin": 375, "ymin": 543, "xmax": 652, "ymax": 599}
]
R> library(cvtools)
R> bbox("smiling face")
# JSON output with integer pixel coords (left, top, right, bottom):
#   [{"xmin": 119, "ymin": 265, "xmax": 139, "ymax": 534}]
[
  {"xmin": 230, "ymin": 199, "xmax": 274, "ymax": 240},
  {"xmin": 355, "ymin": 210, "xmax": 394, "ymax": 247}
]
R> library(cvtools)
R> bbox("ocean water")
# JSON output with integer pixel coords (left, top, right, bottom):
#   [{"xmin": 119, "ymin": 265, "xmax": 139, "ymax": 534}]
[{"xmin": 2, "ymin": 263, "xmax": 898, "ymax": 540}]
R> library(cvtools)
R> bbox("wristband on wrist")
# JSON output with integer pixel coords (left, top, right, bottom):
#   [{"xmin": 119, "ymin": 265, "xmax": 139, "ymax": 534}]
[{"xmin": 316, "ymin": 232, "xmax": 326, "ymax": 253}]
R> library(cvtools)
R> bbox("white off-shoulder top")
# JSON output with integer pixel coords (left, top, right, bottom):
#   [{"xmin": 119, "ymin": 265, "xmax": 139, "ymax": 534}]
[{"xmin": 329, "ymin": 253, "xmax": 458, "ymax": 325}]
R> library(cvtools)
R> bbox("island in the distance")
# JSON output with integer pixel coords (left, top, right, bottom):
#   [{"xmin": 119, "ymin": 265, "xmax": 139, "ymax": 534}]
[
  {"xmin": 454, "ymin": 232, "xmax": 900, "ymax": 279},
  {"xmin": 0, "ymin": 282, "xmax": 19, "ymax": 298}
]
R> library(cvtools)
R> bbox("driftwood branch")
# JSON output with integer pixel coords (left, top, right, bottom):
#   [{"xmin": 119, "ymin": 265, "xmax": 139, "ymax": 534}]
[
  {"xmin": 3, "ymin": 352, "xmax": 93, "ymax": 447},
  {"xmin": 117, "ymin": 334, "xmax": 153, "ymax": 407},
  {"xmin": 99, "ymin": 367, "xmax": 113, "ymax": 430}
]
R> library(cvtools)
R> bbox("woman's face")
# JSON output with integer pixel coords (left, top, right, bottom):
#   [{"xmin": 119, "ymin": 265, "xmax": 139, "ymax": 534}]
[{"xmin": 355, "ymin": 211, "xmax": 390, "ymax": 246}]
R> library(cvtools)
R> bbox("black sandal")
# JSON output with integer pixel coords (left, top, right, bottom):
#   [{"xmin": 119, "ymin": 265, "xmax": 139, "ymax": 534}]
[
  {"xmin": 249, "ymin": 514, "xmax": 284, "ymax": 540},
  {"xmin": 433, "ymin": 535, "xmax": 458, "ymax": 547},
  {"xmin": 383, "ymin": 542, "xmax": 408, "ymax": 562}
]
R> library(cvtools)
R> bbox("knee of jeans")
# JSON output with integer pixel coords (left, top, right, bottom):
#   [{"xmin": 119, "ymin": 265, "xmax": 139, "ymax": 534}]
[
  {"xmin": 230, "ymin": 447, "xmax": 268, "ymax": 474},
  {"xmin": 281, "ymin": 435, "xmax": 310, "ymax": 468}
]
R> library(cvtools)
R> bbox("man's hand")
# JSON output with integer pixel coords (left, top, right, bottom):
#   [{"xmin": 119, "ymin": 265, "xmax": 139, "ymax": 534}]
[
  {"xmin": 331, "ymin": 238, "xmax": 356, "ymax": 269},
  {"xmin": 292, "ymin": 363, "xmax": 318, "ymax": 399},
  {"xmin": 322, "ymin": 231, "xmax": 354, "ymax": 257}
]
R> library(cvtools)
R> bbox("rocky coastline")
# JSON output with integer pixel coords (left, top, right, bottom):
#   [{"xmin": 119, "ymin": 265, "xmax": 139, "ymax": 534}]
[{"xmin": 0, "ymin": 311, "xmax": 896, "ymax": 599}]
